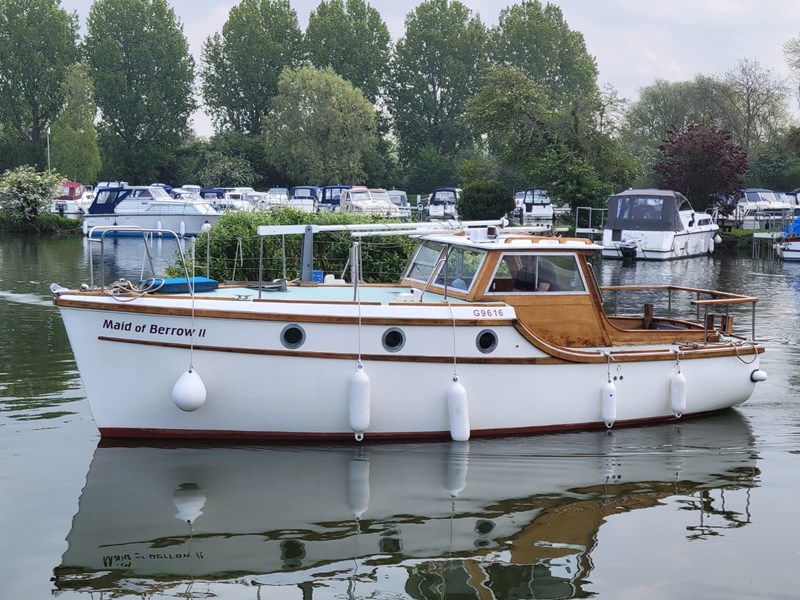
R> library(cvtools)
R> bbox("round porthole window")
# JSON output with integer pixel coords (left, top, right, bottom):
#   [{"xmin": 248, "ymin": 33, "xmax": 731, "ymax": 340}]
[
  {"xmin": 476, "ymin": 329, "xmax": 498, "ymax": 354},
  {"xmin": 382, "ymin": 327, "xmax": 406, "ymax": 352},
  {"xmin": 281, "ymin": 324, "xmax": 306, "ymax": 349}
]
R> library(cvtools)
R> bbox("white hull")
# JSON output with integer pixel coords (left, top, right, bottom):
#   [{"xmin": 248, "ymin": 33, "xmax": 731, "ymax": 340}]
[
  {"xmin": 58, "ymin": 294, "xmax": 759, "ymax": 440},
  {"xmin": 777, "ymin": 238, "xmax": 800, "ymax": 261},
  {"xmin": 82, "ymin": 213, "xmax": 220, "ymax": 237},
  {"xmin": 55, "ymin": 412, "xmax": 756, "ymax": 595},
  {"xmin": 602, "ymin": 229, "xmax": 717, "ymax": 260}
]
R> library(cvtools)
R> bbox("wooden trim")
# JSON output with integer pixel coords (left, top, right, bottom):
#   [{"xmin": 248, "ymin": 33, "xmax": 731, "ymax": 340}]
[
  {"xmin": 58, "ymin": 298, "xmax": 514, "ymax": 327},
  {"xmin": 98, "ymin": 332, "xmax": 762, "ymax": 365}
]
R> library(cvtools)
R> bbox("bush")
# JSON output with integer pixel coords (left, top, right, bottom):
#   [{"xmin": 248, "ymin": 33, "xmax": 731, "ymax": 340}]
[
  {"xmin": 458, "ymin": 179, "xmax": 514, "ymax": 220},
  {"xmin": 0, "ymin": 166, "xmax": 63, "ymax": 224}
]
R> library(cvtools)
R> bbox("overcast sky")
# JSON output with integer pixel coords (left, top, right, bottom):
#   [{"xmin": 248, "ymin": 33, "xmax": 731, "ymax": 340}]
[{"xmin": 60, "ymin": 0, "xmax": 800, "ymax": 136}]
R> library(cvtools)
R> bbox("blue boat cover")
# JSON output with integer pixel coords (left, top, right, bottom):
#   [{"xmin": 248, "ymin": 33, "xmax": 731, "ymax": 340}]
[
  {"xmin": 141, "ymin": 277, "xmax": 219, "ymax": 294},
  {"xmin": 783, "ymin": 215, "xmax": 800, "ymax": 237}
]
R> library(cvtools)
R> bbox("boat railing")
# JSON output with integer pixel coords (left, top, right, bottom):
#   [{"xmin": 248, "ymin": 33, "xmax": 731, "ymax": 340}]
[
  {"xmin": 86, "ymin": 225, "xmax": 194, "ymax": 293},
  {"xmin": 601, "ymin": 284, "xmax": 759, "ymax": 341}
]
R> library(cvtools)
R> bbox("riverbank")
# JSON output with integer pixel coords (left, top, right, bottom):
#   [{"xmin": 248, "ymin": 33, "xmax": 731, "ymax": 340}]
[{"xmin": 0, "ymin": 213, "xmax": 82, "ymax": 235}]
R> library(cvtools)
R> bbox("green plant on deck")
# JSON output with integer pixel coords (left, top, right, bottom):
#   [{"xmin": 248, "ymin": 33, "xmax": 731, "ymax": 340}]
[{"xmin": 183, "ymin": 208, "xmax": 415, "ymax": 283}]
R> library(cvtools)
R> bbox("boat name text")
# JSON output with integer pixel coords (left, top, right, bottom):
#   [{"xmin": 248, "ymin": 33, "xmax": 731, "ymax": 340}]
[{"xmin": 103, "ymin": 319, "xmax": 207, "ymax": 337}]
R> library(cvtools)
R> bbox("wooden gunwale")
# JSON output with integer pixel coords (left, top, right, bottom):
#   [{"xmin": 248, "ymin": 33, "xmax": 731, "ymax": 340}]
[{"xmin": 55, "ymin": 297, "xmax": 515, "ymax": 327}]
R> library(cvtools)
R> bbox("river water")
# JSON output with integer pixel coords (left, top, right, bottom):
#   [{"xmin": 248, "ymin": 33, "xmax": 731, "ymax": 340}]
[{"xmin": 1, "ymin": 235, "xmax": 798, "ymax": 599}]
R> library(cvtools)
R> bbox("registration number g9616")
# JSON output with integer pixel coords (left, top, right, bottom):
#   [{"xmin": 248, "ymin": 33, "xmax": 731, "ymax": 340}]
[{"xmin": 473, "ymin": 308, "xmax": 504, "ymax": 318}]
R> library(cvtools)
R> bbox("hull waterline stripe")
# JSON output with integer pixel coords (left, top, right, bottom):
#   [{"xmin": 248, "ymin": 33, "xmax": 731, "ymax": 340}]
[{"xmin": 97, "ymin": 408, "xmax": 733, "ymax": 441}]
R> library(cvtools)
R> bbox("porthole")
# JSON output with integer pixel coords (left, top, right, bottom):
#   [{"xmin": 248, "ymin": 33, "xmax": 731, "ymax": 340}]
[
  {"xmin": 281, "ymin": 324, "xmax": 306, "ymax": 349},
  {"xmin": 476, "ymin": 329, "xmax": 498, "ymax": 354},
  {"xmin": 382, "ymin": 327, "xmax": 406, "ymax": 352}
]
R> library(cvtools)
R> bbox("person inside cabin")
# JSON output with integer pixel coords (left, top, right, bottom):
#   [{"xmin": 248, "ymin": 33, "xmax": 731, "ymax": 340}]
[
  {"xmin": 513, "ymin": 256, "xmax": 558, "ymax": 292},
  {"xmin": 536, "ymin": 259, "xmax": 559, "ymax": 291}
]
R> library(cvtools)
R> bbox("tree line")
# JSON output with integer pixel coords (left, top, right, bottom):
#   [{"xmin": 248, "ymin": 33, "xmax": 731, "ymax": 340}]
[{"xmin": 1, "ymin": 0, "xmax": 800, "ymax": 212}]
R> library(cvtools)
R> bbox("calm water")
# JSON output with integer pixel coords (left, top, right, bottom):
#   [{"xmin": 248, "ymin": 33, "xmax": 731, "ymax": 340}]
[{"xmin": 1, "ymin": 235, "xmax": 799, "ymax": 599}]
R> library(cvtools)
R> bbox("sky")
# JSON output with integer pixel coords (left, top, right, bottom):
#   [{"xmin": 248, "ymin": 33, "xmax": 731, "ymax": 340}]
[{"xmin": 60, "ymin": 0, "xmax": 800, "ymax": 137}]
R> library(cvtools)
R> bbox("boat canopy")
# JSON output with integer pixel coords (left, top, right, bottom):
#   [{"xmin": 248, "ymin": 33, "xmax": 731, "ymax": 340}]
[
  {"xmin": 430, "ymin": 188, "xmax": 458, "ymax": 206},
  {"xmin": 783, "ymin": 215, "xmax": 800, "ymax": 237},
  {"xmin": 58, "ymin": 181, "xmax": 85, "ymax": 200},
  {"xmin": 87, "ymin": 185, "xmax": 172, "ymax": 215},
  {"xmin": 319, "ymin": 185, "xmax": 351, "ymax": 207},
  {"xmin": 607, "ymin": 189, "xmax": 690, "ymax": 232}
]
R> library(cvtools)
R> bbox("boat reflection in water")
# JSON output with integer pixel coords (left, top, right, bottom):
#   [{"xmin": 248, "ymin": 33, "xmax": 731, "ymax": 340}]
[{"xmin": 54, "ymin": 411, "xmax": 759, "ymax": 599}]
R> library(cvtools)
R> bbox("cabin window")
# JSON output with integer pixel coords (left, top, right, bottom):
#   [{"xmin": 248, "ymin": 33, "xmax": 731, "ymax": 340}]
[
  {"xmin": 405, "ymin": 242, "xmax": 446, "ymax": 283},
  {"xmin": 486, "ymin": 253, "xmax": 586, "ymax": 294},
  {"xmin": 432, "ymin": 246, "xmax": 486, "ymax": 292},
  {"xmin": 615, "ymin": 196, "xmax": 665, "ymax": 220}
]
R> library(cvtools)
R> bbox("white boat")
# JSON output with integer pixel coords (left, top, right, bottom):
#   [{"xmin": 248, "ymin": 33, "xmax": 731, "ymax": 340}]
[
  {"xmin": 81, "ymin": 184, "xmax": 221, "ymax": 237},
  {"xmin": 340, "ymin": 187, "xmax": 401, "ymax": 217},
  {"xmin": 519, "ymin": 187, "xmax": 554, "ymax": 224},
  {"xmin": 720, "ymin": 188, "xmax": 800, "ymax": 231},
  {"xmin": 50, "ymin": 180, "xmax": 90, "ymax": 219},
  {"xmin": 52, "ymin": 220, "xmax": 766, "ymax": 441},
  {"xmin": 427, "ymin": 187, "xmax": 460, "ymax": 220},
  {"xmin": 602, "ymin": 189, "xmax": 721, "ymax": 260},
  {"xmin": 53, "ymin": 411, "xmax": 757, "ymax": 597},
  {"xmin": 776, "ymin": 214, "xmax": 800, "ymax": 260}
]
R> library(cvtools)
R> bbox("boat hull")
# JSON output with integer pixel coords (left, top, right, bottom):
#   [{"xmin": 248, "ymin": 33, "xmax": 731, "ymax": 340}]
[
  {"xmin": 57, "ymin": 296, "xmax": 761, "ymax": 440},
  {"xmin": 82, "ymin": 213, "xmax": 220, "ymax": 237},
  {"xmin": 602, "ymin": 229, "xmax": 717, "ymax": 260},
  {"xmin": 777, "ymin": 237, "xmax": 800, "ymax": 261}
]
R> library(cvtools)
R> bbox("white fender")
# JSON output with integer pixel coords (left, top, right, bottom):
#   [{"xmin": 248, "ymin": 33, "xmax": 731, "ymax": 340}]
[
  {"xmin": 348, "ymin": 458, "xmax": 370, "ymax": 520},
  {"xmin": 601, "ymin": 380, "xmax": 617, "ymax": 428},
  {"xmin": 698, "ymin": 238, "xmax": 705, "ymax": 254},
  {"xmin": 445, "ymin": 441, "xmax": 469, "ymax": 498},
  {"xmin": 172, "ymin": 484, "xmax": 207, "ymax": 524},
  {"xmin": 708, "ymin": 236, "xmax": 715, "ymax": 253},
  {"xmin": 172, "ymin": 369, "xmax": 206, "ymax": 412},
  {"xmin": 750, "ymin": 369, "xmax": 768, "ymax": 382},
  {"xmin": 156, "ymin": 220, "xmax": 162, "ymax": 233},
  {"xmin": 671, "ymin": 371, "xmax": 687, "ymax": 417},
  {"xmin": 179, "ymin": 220, "xmax": 186, "ymax": 237},
  {"xmin": 348, "ymin": 366, "xmax": 370, "ymax": 439},
  {"xmin": 447, "ymin": 378, "xmax": 470, "ymax": 442},
  {"xmin": 714, "ymin": 234, "xmax": 722, "ymax": 244}
]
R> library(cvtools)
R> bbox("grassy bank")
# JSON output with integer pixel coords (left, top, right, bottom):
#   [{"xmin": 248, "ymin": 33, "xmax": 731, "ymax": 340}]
[{"xmin": 0, "ymin": 213, "xmax": 83, "ymax": 235}]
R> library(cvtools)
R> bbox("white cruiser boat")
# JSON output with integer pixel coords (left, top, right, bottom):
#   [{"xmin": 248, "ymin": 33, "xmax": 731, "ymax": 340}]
[
  {"xmin": 81, "ymin": 184, "xmax": 221, "ymax": 237},
  {"xmin": 719, "ymin": 188, "xmax": 799, "ymax": 231},
  {"xmin": 602, "ymin": 189, "xmax": 721, "ymax": 260},
  {"xmin": 53, "ymin": 412, "xmax": 757, "ymax": 598},
  {"xmin": 776, "ymin": 214, "xmax": 800, "ymax": 261},
  {"xmin": 52, "ymin": 220, "xmax": 765, "ymax": 441}
]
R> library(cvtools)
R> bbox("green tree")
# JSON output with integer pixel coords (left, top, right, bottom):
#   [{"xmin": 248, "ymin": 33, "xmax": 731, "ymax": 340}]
[
  {"xmin": 655, "ymin": 123, "xmax": 747, "ymax": 211},
  {"xmin": 490, "ymin": 1, "xmax": 598, "ymax": 107},
  {"xmin": 0, "ymin": 165, "xmax": 63, "ymax": 223},
  {"xmin": 50, "ymin": 64, "xmax": 101, "ymax": 183},
  {"xmin": 466, "ymin": 66, "xmax": 627, "ymax": 208},
  {"xmin": 0, "ymin": 0, "xmax": 79, "ymax": 167},
  {"xmin": 200, "ymin": 0, "xmax": 303, "ymax": 134},
  {"xmin": 458, "ymin": 178, "xmax": 513, "ymax": 220},
  {"xmin": 261, "ymin": 66, "xmax": 380, "ymax": 184},
  {"xmin": 84, "ymin": 0, "xmax": 195, "ymax": 184},
  {"xmin": 386, "ymin": 0, "xmax": 487, "ymax": 165},
  {"xmin": 305, "ymin": 0, "xmax": 390, "ymax": 103},
  {"xmin": 697, "ymin": 59, "xmax": 790, "ymax": 154}
]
